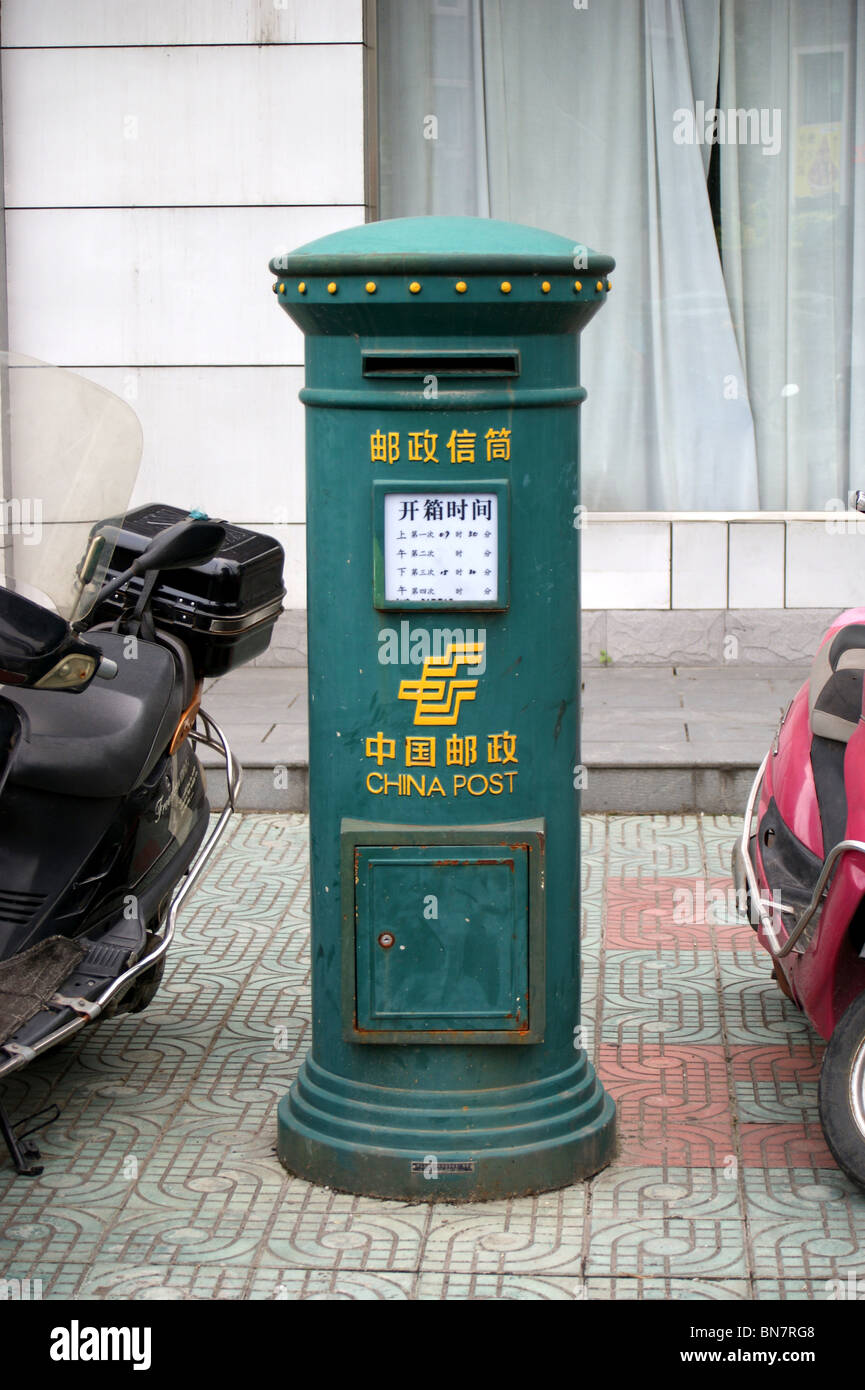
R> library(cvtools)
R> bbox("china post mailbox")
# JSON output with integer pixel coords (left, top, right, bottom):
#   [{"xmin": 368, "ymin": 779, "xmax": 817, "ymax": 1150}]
[{"xmin": 270, "ymin": 216, "xmax": 616, "ymax": 1200}]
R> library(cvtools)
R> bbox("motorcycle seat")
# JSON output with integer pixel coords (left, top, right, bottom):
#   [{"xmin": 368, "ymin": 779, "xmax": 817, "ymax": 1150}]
[
  {"xmin": 1, "ymin": 632, "xmax": 184, "ymax": 799},
  {"xmin": 809, "ymin": 623, "xmax": 865, "ymax": 743}
]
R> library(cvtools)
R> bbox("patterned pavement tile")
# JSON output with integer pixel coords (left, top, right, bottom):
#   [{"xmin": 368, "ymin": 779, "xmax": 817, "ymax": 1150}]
[
  {"xmin": 584, "ymin": 1276, "xmax": 750, "ymax": 1300},
  {"xmin": 606, "ymin": 815, "xmax": 706, "ymax": 877},
  {"xmin": 604, "ymin": 877, "xmax": 737, "ymax": 951},
  {"xmin": 250, "ymin": 1269, "xmax": 417, "ymax": 1299},
  {"xmin": 416, "ymin": 1272, "xmax": 584, "ymax": 1299},
  {"xmin": 700, "ymin": 816, "xmax": 742, "ymax": 875},
  {"xmin": 746, "ymin": 1169, "xmax": 865, "ymax": 1279},
  {"xmin": 735, "ymin": 1080, "xmax": 820, "ymax": 1125},
  {"xmin": 263, "ymin": 1185, "xmax": 431, "ymax": 1271},
  {"xmin": 76, "ymin": 1261, "xmax": 252, "ymax": 1300},
  {"xmin": 584, "ymin": 1216, "xmax": 748, "ymax": 1280},
  {"xmin": 598, "ymin": 1046, "xmax": 735, "ymax": 1167},
  {"xmin": 753, "ymin": 1278, "xmax": 837, "ymax": 1300},
  {"xmin": 719, "ymin": 970, "xmax": 815, "ymax": 1046},
  {"xmin": 422, "ymin": 1190, "xmax": 587, "ymax": 1275},
  {"xmin": 580, "ymin": 814, "xmax": 607, "ymax": 862},
  {"xmin": 729, "ymin": 1042, "xmax": 825, "ymax": 1076},
  {"xmin": 2, "ymin": 810, "xmax": 860, "ymax": 1300},
  {"xmin": 600, "ymin": 952, "xmax": 724, "ymax": 1045},
  {"xmin": 589, "ymin": 1166, "xmax": 742, "ymax": 1218},
  {"xmin": 739, "ymin": 1125, "xmax": 837, "ymax": 1170},
  {"xmin": 742, "ymin": 1167, "xmax": 856, "ymax": 1217}
]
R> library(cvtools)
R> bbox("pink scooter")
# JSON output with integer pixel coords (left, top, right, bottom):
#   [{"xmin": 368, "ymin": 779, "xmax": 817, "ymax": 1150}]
[{"xmin": 733, "ymin": 605, "xmax": 865, "ymax": 1188}]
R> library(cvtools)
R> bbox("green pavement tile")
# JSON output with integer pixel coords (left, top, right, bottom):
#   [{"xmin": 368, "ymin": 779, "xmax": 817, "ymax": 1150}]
[
  {"xmin": 734, "ymin": 1080, "xmax": 819, "ymax": 1125},
  {"xmin": 700, "ymin": 815, "xmax": 741, "ymax": 878},
  {"xmin": 584, "ymin": 1276, "xmax": 750, "ymax": 1300},
  {"xmin": 746, "ymin": 1169, "xmax": 865, "ymax": 1280},
  {"xmin": 580, "ymin": 815, "xmax": 607, "ymax": 858},
  {"xmin": 584, "ymin": 1216, "xmax": 748, "ymax": 1280},
  {"xmin": 76, "ymin": 1262, "xmax": 242, "ymax": 1300},
  {"xmin": 599, "ymin": 951, "xmax": 725, "ymax": 1045},
  {"xmin": 5, "ymin": 811, "xmax": 825, "ymax": 1302},
  {"xmin": 753, "ymin": 1278, "xmax": 840, "ymax": 1301},
  {"xmin": 742, "ymin": 1168, "xmax": 857, "ymax": 1218},
  {"xmin": 416, "ymin": 1272, "xmax": 585, "ymax": 1299},
  {"xmin": 422, "ymin": 1189, "xmax": 587, "ymax": 1276},
  {"xmin": 263, "ymin": 1187, "xmax": 431, "ymax": 1271},
  {"xmin": 588, "ymin": 1166, "xmax": 743, "ymax": 1219},
  {"xmin": 715, "ymin": 960, "xmax": 815, "ymax": 1046},
  {"xmin": 248, "ymin": 1269, "xmax": 417, "ymax": 1299},
  {"xmin": 605, "ymin": 815, "xmax": 706, "ymax": 876}
]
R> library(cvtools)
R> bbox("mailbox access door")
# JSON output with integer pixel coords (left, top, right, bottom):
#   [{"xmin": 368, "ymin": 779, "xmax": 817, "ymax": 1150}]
[{"xmin": 342, "ymin": 820, "xmax": 545, "ymax": 1044}]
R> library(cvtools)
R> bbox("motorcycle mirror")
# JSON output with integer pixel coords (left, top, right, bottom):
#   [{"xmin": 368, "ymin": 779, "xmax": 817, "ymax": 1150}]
[
  {"xmin": 131, "ymin": 517, "xmax": 226, "ymax": 576},
  {"xmin": 0, "ymin": 588, "xmax": 103, "ymax": 691}
]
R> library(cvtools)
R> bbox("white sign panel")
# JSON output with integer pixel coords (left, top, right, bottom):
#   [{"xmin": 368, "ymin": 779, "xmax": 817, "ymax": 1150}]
[{"xmin": 383, "ymin": 492, "xmax": 498, "ymax": 604}]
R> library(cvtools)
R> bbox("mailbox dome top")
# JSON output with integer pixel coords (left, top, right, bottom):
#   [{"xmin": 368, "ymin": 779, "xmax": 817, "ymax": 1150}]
[{"xmin": 270, "ymin": 216, "xmax": 614, "ymax": 276}]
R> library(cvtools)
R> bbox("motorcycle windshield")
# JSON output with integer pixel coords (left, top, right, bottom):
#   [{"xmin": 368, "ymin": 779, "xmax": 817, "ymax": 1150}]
[{"xmin": 0, "ymin": 352, "xmax": 141, "ymax": 620}]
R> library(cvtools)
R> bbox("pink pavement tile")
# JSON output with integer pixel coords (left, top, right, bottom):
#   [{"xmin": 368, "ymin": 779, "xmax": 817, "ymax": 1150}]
[
  {"xmin": 599, "ymin": 1044, "xmax": 735, "ymax": 1168},
  {"xmin": 598, "ymin": 1043, "xmax": 836, "ymax": 1170},
  {"xmin": 603, "ymin": 877, "xmax": 755, "ymax": 951}
]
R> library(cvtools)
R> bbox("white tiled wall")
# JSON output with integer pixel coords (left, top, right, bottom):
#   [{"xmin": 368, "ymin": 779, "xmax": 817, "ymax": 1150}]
[
  {"xmin": 671, "ymin": 521, "xmax": 727, "ymax": 608},
  {"xmin": 1, "ymin": 0, "xmax": 363, "ymax": 47},
  {"xmin": 728, "ymin": 522, "xmax": 785, "ymax": 608},
  {"xmin": 786, "ymin": 521, "xmax": 865, "ymax": 608},
  {"xmin": 1, "ymin": 0, "xmax": 366, "ymax": 609},
  {"xmin": 581, "ymin": 521, "xmax": 671, "ymax": 609},
  {"xmin": 3, "ymin": 7, "xmax": 858, "ymax": 620},
  {"xmin": 584, "ymin": 513, "xmax": 865, "ymax": 612},
  {"xmin": 3, "ymin": 47, "xmax": 364, "ymax": 208}
]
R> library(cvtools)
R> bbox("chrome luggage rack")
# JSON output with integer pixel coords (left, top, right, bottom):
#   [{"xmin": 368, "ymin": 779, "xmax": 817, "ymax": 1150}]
[{"xmin": 733, "ymin": 753, "xmax": 865, "ymax": 959}]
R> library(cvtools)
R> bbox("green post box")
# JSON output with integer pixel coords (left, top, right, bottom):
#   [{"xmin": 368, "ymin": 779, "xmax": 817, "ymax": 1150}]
[{"xmin": 269, "ymin": 216, "xmax": 616, "ymax": 1200}]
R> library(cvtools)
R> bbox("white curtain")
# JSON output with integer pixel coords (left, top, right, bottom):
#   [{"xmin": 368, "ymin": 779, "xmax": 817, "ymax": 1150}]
[
  {"xmin": 720, "ymin": 0, "xmax": 865, "ymax": 509},
  {"xmin": 377, "ymin": 0, "xmax": 759, "ymax": 509}
]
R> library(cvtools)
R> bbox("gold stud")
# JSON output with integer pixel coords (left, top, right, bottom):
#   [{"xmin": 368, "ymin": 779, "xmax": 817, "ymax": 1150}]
[
  {"xmin": 606, "ymin": 279, "xmax": 612, "ymax": 291},
  {"xmin": 409, "ymin": 281, "xmax": 422, "ymax": 294},
  {"xmin": 455, "ymin": 280, "xmax": 468, "ymax": 293},
  {"xmin": 298, "ymin": 281, "xmax": 306, "ymax": 294},
  {"xmin": 327, "ymin": 281, "xmax": 338, "ymax": 294},
  {"xmin": 271, "ymin": 282, "xmax": 278, "ymax": 292},
  {"xmin": 574, "ymin": 280, "xmax": 583, "ymax": 292},
  {"xmin": 500, "ymin": 281, "xmax": 512, "ymax": 294},
  {"xmin": 541, "ymin": 281, "xmax": 551, "ymax": 293},
  {"xmin": 365, "ymin": 281, "xmax": 377, "ymax": 293},
  {"xmin": 278, "ymin": 282, "xmax": 285, "ymax": 294},
  {"xmin": 596, "ymin": 280, "xmax": 603, "ymax": 292}
]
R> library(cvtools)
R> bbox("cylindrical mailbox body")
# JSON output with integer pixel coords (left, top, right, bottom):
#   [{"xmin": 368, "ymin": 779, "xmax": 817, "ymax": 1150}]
[{"xmin": 271, "ymin": 216, "xmax": 615, "ymax": 1200}]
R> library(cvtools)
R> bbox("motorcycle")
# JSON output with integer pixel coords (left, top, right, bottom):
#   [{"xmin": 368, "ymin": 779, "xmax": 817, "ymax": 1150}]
[
  {"xmin": 733, "ymin": 581, "xmax": 865, "ymax": 1189},
  {"xmin": 0, "ymin": 353, "xmax": 284, "ymax": 1176}
]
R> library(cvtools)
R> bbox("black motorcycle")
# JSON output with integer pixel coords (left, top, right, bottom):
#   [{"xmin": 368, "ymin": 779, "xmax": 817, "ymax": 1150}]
[{"xmin": 0, "ymin": 354, "xmax": 284, "ymax": 1175}]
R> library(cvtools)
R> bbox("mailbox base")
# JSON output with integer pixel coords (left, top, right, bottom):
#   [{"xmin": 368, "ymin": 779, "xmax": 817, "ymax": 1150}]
[{"xmin": 277, "ymin": 1051, "xmax": 615, "ymax": 1201}]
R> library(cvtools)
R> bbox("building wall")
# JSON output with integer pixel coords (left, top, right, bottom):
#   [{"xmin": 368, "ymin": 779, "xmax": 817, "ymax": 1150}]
[
  {"xmin": 3, "ymin": 2, "xmax": 863, "ymax": 642},
  {"xmin": 0, "ymin": 0, "xmax": 367, "ymax": 608}
]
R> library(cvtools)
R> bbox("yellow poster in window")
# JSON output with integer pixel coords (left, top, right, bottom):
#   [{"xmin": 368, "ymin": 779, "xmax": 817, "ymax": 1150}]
[{"xmin": 794, "ymin": 124, "xmax": 841, "ymax": 199}]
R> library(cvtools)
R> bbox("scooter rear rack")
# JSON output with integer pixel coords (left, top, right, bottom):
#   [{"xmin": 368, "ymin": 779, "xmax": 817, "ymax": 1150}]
[
  {"xmin": 734, "ymin": 753, "xmax": 865, "ymax": 958},
  {"xmin": 0, "ymin": 710, "xmax": 240, "ymax": 1173}
]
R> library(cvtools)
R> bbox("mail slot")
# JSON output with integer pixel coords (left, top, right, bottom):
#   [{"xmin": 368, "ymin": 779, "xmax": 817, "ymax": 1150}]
[{"xmin": 269, "ymin": 214, "xmax": 616, "ymax": 1201}]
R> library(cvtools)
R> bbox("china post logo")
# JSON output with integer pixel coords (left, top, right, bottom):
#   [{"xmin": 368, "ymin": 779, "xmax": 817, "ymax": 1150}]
[{"xmin": 397, "ymin": 643, "xmax": 485, "ymax": 725}]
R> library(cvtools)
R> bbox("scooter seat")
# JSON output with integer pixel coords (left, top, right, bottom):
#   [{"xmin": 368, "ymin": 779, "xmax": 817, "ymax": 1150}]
[
  {"xmin": 2, "ymin": 632, "xmax": 184, "ymax": 799},
  {"xmin": 809, "ymin": 623, "xmax": 865, "ymax": 743}
]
